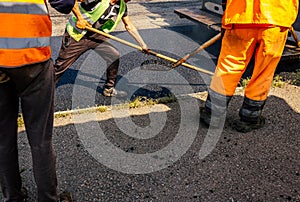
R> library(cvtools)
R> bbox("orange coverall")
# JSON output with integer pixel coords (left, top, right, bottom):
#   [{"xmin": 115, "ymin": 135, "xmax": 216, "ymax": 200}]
[{"xmin": 210, "ymin": 0, "xmax": 299, "ymax": 101}]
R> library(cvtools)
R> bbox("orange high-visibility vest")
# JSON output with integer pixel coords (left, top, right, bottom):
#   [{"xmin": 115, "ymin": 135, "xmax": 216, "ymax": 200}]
[
  {"xmin": 222, "ymin": 0, "xmax": 299, "ymax": 28},
  {"xmin": 0, "ymin": 0, "xmax": 52, "ymax": 68}
]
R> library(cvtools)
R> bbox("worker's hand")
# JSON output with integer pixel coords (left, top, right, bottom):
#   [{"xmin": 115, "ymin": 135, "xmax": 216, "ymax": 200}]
[{"xmin": 76, "ymin": 18, "xmax": 91, "ymax": 30}]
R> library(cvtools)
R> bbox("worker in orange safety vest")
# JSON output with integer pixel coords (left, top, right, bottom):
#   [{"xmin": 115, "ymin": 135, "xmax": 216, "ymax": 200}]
[
  {"xmin": 0, "ymin": 0, "xmax": 75, "ymax": 201},
  {"xmin": 200, "ymin": 0, "xmax": 299, "ymax": 133}
]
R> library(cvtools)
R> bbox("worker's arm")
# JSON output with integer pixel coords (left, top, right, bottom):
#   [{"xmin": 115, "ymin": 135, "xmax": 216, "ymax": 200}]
[
  {"xmin": 122, "ymin": 16, "xmax": 149, "ymax": 53},
  {"xmin": 71, "ymin": 1, "xmax": 91, "ymax": 29},
  {"xmin": 48, "ymin": 0, "xmax": 75, "ymax": 14}
]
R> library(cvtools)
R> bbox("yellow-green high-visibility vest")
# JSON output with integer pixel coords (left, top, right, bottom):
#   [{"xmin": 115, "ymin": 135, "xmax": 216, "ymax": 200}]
[{"xmin": 67, "ymin": 0, "xmax": 126, "ymax": 42}]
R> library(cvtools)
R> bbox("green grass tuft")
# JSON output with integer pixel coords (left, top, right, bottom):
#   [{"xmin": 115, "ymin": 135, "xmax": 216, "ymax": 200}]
[{"xmin": 272, "ymin": 75, "xmax": 285, "ymax": 88}]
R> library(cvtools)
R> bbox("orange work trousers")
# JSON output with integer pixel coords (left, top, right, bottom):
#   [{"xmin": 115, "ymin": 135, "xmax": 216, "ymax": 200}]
[{"xmin": 210, "ymin": 26, "xmax": 288, "ymax": 101}]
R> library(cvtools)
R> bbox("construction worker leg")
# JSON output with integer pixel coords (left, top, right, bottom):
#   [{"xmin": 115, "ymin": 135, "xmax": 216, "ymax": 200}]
[
  {"xmin": 234, "ymin": 27, "xmax": 288, "ymax": 132},
  {"xmin": 244, "ymin": 26, "xmax": 288, "ymax": 101},
  {"xmin": 20, "ymin": 60, "xmax": 58, "ymax": 202},
  {"xmin": 0, "ymin": 80, "xmax": 23, "ymax": 201},
  {"xmin": 210, "ymin": 28, "xmax": 258, "ymax": 96},
  {"xmin": 201, "ymin": 89, "xmax": 232, "ymax": 128},
  {"xmin": 54, "ymin": 31, "xmax": 91, "ymax": 82},
  {"xmin": 232, "ymin": 96, "xmax": 266, "ymax": 133},
  {"xmin": 94, "ymin": 41, "xmax": 120, "ymax": 89},
  {"xmin": 202, "ymin": 28, "xmax": 257, "ymax": 127}
]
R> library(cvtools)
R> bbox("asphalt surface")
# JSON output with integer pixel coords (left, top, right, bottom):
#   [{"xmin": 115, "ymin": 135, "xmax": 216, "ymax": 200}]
[
  {"xmin": 2, "ymin": 0, "xmax": 300, "ymax": 201},
  {"xmin": 17, "ymin": 95, "xmax": 300, "ymax": 201}
]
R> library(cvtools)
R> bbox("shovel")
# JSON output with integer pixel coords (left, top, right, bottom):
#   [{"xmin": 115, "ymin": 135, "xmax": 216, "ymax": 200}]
[{"xmin": 85, "ymin": 26, "xmax": 214, "ymax": 76}]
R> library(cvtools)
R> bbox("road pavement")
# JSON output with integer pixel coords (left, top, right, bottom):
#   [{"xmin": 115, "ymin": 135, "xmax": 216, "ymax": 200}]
[{"xmin": 2, "ymin": 0, "xmax": 299, "ymax": 201}]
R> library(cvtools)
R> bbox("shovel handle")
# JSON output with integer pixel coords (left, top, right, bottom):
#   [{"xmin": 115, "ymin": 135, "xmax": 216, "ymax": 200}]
[
  {"xmin": 85, "ymin": 26, "xmax": 142, "ymax": 50},
  {"xmin": 173, "ymin": 32, "xmax": 222, "ymax": 68},
  {"xmin": 289, "ymin": 27, "xmax": 300, "ymax": 48},
  {"xmin": 85, "ymin": 26, "xmax": 214, "ymax": 75}
]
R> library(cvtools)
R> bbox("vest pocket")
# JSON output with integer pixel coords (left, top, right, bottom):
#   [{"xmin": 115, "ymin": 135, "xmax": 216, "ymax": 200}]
[{"xmin": 100, "ymin": 19, "xmax": 115, "ymax": 33}]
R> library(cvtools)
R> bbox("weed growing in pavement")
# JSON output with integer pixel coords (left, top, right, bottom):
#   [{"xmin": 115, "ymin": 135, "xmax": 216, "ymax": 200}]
[
  {"xmin": 239, "ymin": 75, "xmax": 286, "ymax": 89},
  {"xmin": 17, "ymin": 114, "xmax": 24, "ymax": 128},
  {"xmin": 272, "ymin": 75, "xmax": 285, "ymax": 88},
  {"xmin": 285, "ymin": 69, "xmax": 300, "ymax": 86},
  {"xmin": 129, "ymin": 96, "xmax": 154, "ymax": 108},
  {"xmin": 239, "ymin": 77, "xmax": 251, "ymax": 88},
  {"xmin": 97, "ymin": 105, "xmax": 109, "ymax": 112},
  {"xmin": 296, "ymin": 70, "xmax": 300, "ymax": 85},
  {"xmin": 158, "ymin": 95, "xmax": 177, "ymax": 104},
  {"xmin": 276, "ymin": 70, "xmax": 300, "ymax": 86},
  {"xmin": 16, "ymin": 95, "xmax": 177, "ymax": 128},
  {"xmin": 128, "ymin": 95, "xmax": 176, "ymax": 108},
  {"xmin": 55, "ymin": 111, "xmax": 71, "ymax": 118}
]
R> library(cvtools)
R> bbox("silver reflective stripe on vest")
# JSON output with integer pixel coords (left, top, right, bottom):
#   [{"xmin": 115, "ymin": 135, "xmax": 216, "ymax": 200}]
[
  {"xmin": 0, "ymin": 2, "xmax": 48, "ymax": 14},
  {"xmin": 67, "ymin": 13, "xmax": 95, "ymax": 29},
  {"xmin": 67, "ymin": 1, "xmax": 101, "ymax": 31},
  {"xmin": 81, "ymin": 12, "xmax": 95, "ymax": 24},
  {"xmin": 0, "ymin": 37, "xmax": 50, "ymax": 49}
]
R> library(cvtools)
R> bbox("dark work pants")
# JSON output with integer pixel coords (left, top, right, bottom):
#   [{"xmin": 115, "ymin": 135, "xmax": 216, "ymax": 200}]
[
  {"xmin": 54, "ymin": 30, "xmax": 120, "ymax": 88},
  {"xmin": 0, "ymin": 60, "xmax": 57, "ymax": 202}
]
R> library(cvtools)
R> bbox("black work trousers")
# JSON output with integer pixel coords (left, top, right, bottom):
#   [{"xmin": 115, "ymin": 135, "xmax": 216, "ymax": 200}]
[
  {"xmin": 54, "ymin": 30, "xmax": 120, "ymax": 88},
  {"xmin": 0, "ymin": 60, "xmax": 57, "ymax": 202}
]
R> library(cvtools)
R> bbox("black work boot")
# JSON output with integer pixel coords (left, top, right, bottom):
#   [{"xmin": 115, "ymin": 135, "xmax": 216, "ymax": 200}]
[
  {"xmin": 231, "ymin": 117, "xmax": 265, "ymax": 133},
  {"xmin": 231, "ymin": 97, "xmax": 266, "ymax": 133},
  {"xmin": 200, "ymin": 89, "xmax": 232, "ymax": 128}
]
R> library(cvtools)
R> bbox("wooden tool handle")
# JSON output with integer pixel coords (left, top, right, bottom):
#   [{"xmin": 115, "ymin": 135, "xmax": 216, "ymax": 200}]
[{"xmin": 85, "ymin": 26, "xmax": 214, "ymax": 75}]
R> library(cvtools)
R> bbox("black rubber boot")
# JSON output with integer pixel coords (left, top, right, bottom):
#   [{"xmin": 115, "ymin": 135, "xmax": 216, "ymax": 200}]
[
  {"xmin": 200, "ymin": 89, "xmax": 232, "ymax": 128},
  {"xmin": 231, "ymin": 97, "xmax": 266, "ymax": 133},
  {"xmin": 231, "ymin": 116, "xmax": 265, "ymax": 133}
]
